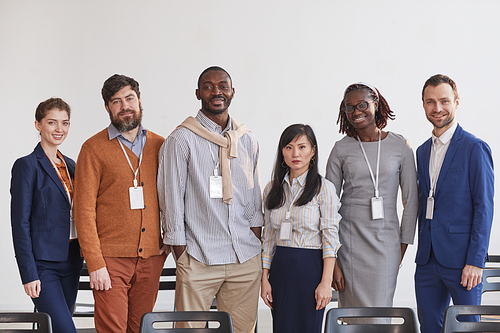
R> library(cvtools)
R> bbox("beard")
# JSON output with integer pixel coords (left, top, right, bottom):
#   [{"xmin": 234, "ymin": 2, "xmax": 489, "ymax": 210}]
[
  {"xmin": 427, "ymin": 113, "xmax": 454, "ymax": 129},
  {"xmin": 110, "ymin": 106, "xmax": 143, "ymax": 132},
  {"xmin": 201, "ymin": 95, "xmax": 232, "ymax": 115}
]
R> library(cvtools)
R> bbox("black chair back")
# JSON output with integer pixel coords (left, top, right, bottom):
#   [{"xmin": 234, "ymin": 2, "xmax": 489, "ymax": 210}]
[
  {"xmin": 442, "ymin": 305, "xmax": 500, "ymax": 333},
  {"xmin": 0, "ymin": 312, "xmax": 52, "ymax": 333},
  {"xmin": 482, "ymin": 268, "xmax": 500, "ymax": 293},
  {"xmin": 324, "ymin": 307, "xmax": 418, "ymax": 333},
  {"xmin": 139, "ymin": 311, "xmax": 233, "ymax": 333}
]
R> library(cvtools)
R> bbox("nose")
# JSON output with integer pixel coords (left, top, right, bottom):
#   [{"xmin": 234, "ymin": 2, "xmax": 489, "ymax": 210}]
[
  {"xmin": 55, "ymin": 123, "xmax": 62, "ymax": 132},
  {"xmin": 435, "ymin": 102, "xmax": 442, "ymax": 112},
  {"xmin": 212, "ymin": 86, "xmax": 221, "ymax": 95},
  {"xmin": 292, "ymin": 147, "xmax": 299, "ymax": 157}
]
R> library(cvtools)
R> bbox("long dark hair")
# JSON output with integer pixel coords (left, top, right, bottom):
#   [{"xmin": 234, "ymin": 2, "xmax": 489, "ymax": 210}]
[{"xmin": 266, "ymin": 124, "xmax": 322, "ymax": 210}]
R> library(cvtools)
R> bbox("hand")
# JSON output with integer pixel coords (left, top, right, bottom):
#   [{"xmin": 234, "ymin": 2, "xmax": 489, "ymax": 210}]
[
  {"xmin": 461, "ymin": 264, "xmax": 483, "ymax": 291},
  {"xmin": 90, "ymin": 267, "xmax": 112, "ymax": 291},
  {"xmin": 24, "ymin": 280, "xmax": 41, "ymax": 298},
  {"xmin": 172, "ymin": 246, "xmax": 186, "ymax": 261},
  {"xmin": 159, "ymin": 244, "xmax": 171, "ymax": 256},
  {"xmin": 315, "ymin": 280, "xmax": 332, "ymax": 310},
  {"xmin": 260, "ymin": 271, "xmax": 273, "ymax": 309},
  {"xmin": 332, "ymin": 260, "xmax": 345, "ymax": 292}
]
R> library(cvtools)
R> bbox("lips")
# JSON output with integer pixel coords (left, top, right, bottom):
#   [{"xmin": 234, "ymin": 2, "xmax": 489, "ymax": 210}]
[
  {"xmin": 119, "ymin": 109, "xmax": 135, "ymax": 117},
  {"xmin": 352, "ymin": 115, "xmax": 366, "ymax": 123},
  {"xmin": 210, "ymin": 96, "xmax": 226, "ymax": 106}
]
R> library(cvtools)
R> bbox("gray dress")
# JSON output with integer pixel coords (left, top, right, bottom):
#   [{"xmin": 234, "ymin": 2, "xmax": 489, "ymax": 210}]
[{"xmin": 326, "ymin": 132, "xmax": 418, "ymax": 308}]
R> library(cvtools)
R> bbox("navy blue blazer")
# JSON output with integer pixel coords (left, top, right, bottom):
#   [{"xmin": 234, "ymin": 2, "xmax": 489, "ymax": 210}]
[
  {"xmin": 415, "ymin": 124, "xmax": 494, "ymax": 269},
  {"xmin": 10, "ymin": 143, "xmax": 76, "ymax": 284}
]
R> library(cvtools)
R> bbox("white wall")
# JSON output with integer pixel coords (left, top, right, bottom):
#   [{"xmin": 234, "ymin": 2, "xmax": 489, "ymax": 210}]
[{"xmin": 1, "ymin": 0, "xmax": 499, "ymax": 310}]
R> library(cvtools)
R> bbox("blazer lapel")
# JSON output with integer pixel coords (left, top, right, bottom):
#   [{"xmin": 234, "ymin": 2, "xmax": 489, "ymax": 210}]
[
  {"xmin": 434, "ymin": 125, "xmax": 463, "ymax": 196},
  {"xmin": 35, "ymin": 143, "xmax": 71, "ymax": 206},
  {"xmin": 420, "ymin": 138, "xmax": 432, "ymax": 195}
]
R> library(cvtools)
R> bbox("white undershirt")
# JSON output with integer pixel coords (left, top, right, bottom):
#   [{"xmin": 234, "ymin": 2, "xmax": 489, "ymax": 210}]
[{"xmin": 429, "ymin": 122, "xmax": 458, "ymax": 195}]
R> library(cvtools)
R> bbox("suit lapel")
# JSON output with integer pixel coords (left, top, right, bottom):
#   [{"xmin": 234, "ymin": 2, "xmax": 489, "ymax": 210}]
[
  {"xmin": 434, "ymin": 125, "xmax": 463, "ymax": 196},
  {"xmin": 420, "ymin": 138, "xmax": 432, "ymax": 195},
  {"xmin": 35, "ymin": 143, "xmax": 71, "ymax": 206}
]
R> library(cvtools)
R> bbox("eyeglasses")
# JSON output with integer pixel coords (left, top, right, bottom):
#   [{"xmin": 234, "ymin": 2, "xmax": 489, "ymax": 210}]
[{"xmin": 343, "ymin": 100, "xmax": 374, "ymax": 114}]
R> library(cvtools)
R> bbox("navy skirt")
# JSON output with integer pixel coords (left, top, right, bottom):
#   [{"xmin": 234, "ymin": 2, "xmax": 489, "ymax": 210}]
[{"xmin": 269, "ymin": 246, "xmax": 324, "ymax": 333}]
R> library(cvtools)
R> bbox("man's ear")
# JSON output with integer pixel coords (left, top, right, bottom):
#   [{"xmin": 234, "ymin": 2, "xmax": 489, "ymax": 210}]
[{"xmin": 195, "ymin": 89, "xmax": 201, "ymax": 100}]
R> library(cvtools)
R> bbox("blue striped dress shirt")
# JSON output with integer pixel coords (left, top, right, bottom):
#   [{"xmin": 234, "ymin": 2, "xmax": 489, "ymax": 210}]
[
  {"xmin": 262, "ymin": 171, "xmax": 342, "ymax": 269},
  {"xmin": 158, "ymin": 111, "xmax": 264, "ymax": 265}
]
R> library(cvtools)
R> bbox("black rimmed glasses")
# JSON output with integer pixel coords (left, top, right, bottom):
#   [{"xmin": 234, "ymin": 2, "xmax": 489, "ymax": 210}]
[{"xmin": 343, "ymin": 100, "xmax": 374, "ymax": 114}]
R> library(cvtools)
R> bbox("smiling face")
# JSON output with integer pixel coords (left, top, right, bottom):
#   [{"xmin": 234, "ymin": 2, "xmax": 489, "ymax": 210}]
[
  {"xmin": 423, "ymin": 83, "xmax": 459, "ymax": 136},
  {"xmin": 196, "ymin": 70, "xmax": 234, "ymax": 116},
  {"xmin": 344, "ymin": 88, "xmax": 378, "ymax": 131},
  {"xmin": 282, "ymin": 134, "xmax": 316, "ymax": 179},
  {"xmin": 35, "ymin": 108, "xmax": 70, "ymax": 149},
  {"xmin": 105, "ymin": 85, "xmax": 142, "ymax": 133}
]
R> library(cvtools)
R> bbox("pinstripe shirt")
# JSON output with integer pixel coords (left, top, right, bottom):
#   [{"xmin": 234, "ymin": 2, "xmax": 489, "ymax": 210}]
[
  {"xmin": 262, "ymin": 172, "xmax": 342, "ymax": 269},
  {"xmin": 158, "ymin": 111, "xmax": 264, "ymax": 265}
]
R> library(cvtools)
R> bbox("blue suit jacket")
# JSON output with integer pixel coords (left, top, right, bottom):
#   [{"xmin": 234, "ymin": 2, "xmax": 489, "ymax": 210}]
[
  {"xmin": 415, "ymin": 124, "xmax": 494, "ymax": 269},
  {"xmin": 10, "ymin": 143, "xmax": 76, "ymax": 284}
]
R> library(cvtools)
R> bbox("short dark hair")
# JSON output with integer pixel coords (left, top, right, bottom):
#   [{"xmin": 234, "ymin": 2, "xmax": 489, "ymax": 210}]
[
  {"xmin": 266, "ymin": 124, "xmax": 322, "ymax": 210},
  {"xmin": 337, "ymin": 84, "xmax": 395, "ymax": 138},
  {"xmin": 422, "ymin": 74, "xmax": 458, "ymax": 101},
  {"xmin": 101, "ymin": 74, "xmax": 140, "ymax": 106},
  {"xmin": 35, "ymin": 97, "xmax": 71, "ymax": 122},
  {"xmin": 197, "ymin": 66, "xmax": 232, "ymax": 90}
]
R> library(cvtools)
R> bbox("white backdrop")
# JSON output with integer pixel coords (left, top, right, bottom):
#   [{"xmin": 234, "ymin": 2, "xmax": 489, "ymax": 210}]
[{"xmin": 1, "ymin": 0, "xmax": 499, "ymax": 311}]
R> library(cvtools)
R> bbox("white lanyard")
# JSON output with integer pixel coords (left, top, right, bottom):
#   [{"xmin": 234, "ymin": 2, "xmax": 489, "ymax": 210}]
[
  {"xmin": 207, "ymin": 141, "xmax": 220, "ymax": 176},
  {"xmin": 284, "ymin": 178, "xmax": 302, "ymax": 219},
  {"xmin": 47, "ymin": 153, "xmax": 73, "ymax": 204},
  {"xmin": 357, "ymin": 131, "xmax": 381, "ymax": 198},
  {"xmin": 118, "ymin": 136, "xmax": 145, "ymax": 188}
]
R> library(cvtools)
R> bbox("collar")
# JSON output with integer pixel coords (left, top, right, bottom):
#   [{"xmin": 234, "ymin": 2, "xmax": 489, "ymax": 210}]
[
  {"xmin": 107, "ymin": 123, "xmax": 147, "ymax": 142},
  {"xmin": 432, "ymin": 122, "xmax": 457, "ymax": 146},
  {"xmin": 195, "ymin": 110, "xmax": 232, "ymax": 134},
  {"xmin": 284, "ymin": 169, "xmax": 309, "ymax": 187}
]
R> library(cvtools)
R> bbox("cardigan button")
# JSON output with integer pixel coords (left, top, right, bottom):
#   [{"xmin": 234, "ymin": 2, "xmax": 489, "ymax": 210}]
[
  {"xmin": 139, "ymin": 248, "xmax": 143, "ymax": 253},
  {"xmin": 141, "ymin": 182, "xmax": 144, "ymax": 186},
  {"xmin": 142, "ymin": 228, "xmax": 146, "ymax": 232}
]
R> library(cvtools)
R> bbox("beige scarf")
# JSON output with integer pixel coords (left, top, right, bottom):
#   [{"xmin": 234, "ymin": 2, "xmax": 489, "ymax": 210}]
[{"xmin": 177, "ymin": 116, "xmax": 250, "ymax": 204}]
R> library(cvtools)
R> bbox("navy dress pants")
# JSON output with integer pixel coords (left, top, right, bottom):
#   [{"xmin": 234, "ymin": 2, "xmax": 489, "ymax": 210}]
[
  {"xmin": 33, "ymin": 239, "xmax": 83, "ymax": 333},
  {"xmin": 415, "ymin": 250, "xmax": 482, "ymax": 333}
]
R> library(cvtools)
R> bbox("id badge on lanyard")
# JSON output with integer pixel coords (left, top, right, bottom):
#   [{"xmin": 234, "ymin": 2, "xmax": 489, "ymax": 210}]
[
  {"xmin": 210, "ymin": 169, "xmax": 223, "ymax": 199},
  {"xmin": 358, "ymin": 132, "xmax": 384, "ymax": 220},
  {"xmin": 279, "ymin": 212, "xmax": 292, "ymax": 241},
  {"xmin": 119, "ymin": 138, "xmax": 145, "ymax": 210}
]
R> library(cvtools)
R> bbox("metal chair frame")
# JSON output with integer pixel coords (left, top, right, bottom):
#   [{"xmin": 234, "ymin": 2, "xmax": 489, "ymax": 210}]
[
  {"xmin": 139, "ymin": 311, "xmax": 233, "ymax": 333},
  {"xmin": 442, "ymin": 305, "xmax": 500, "ymax": 333},
  {"xmin": 0, "ymin": 312, "xmax": 52, "ymax": 333},
  {"xmin": 324, "ymin": 307, "xmax": 418, "ymax": 333}
]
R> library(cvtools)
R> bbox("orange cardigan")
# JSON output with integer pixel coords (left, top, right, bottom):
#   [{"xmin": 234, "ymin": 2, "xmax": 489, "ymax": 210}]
[{"xmin": 74, "ymin": 129, "xmax": 164, "ymax": 272}]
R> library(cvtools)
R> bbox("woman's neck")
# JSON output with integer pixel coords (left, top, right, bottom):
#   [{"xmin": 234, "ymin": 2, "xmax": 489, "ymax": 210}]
[
  {"xmin": 356, "ymin": 126, "xmax": 381, "ymax": 142},
  {"xmin": 289, "ymin": 168, "xmax": 308, "ymax": 182},
  {"xmin": 40, "ymin": 141, "xmax": 61, "ymax": 163}
]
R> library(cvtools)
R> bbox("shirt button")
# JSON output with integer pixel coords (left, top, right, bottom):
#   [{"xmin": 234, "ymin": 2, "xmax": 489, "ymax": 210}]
[
  {"xmin": 139, "ymin": 248, "xmax": 143, "ymax": 253},
  {"xmin": 142, "ymin": 228, "xmax": 146, "ymax": 232}
]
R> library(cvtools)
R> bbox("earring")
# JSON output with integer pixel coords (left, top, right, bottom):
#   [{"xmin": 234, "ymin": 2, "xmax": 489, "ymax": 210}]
[
  {"xmin": 281, "ymin": 160, "xmax": 289, "ymax": 168},
  {"xmin": 309, "ymin": 156, "xmax": 316, "ymax": 166}
]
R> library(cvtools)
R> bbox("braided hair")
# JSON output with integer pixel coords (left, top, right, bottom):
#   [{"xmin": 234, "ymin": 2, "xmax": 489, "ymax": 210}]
[{"xmin": 336, "ymin": 83, "xmax": 395, "ymax": 138}]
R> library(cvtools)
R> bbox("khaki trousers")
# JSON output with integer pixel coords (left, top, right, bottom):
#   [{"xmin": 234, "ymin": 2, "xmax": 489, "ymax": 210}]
[
  {"xmin": 175, "ymin": 252, "xmax": 262, "ymax": 333},
  {"xmin": 93, "ymin": 254, "xmax": 167, "ymax": 333}
]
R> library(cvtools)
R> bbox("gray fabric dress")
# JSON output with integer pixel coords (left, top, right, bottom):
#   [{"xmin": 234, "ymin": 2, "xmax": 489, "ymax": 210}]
[{"xmin": 326, "ymin": 132, "xmax": 418, "ymax": 308}]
